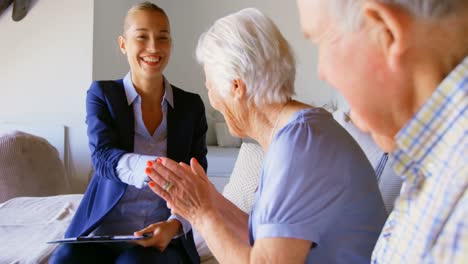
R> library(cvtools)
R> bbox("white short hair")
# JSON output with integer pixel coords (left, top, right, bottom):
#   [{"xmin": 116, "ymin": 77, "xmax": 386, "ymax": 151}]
[
  {"xmin": 327, "ymin": 0, "xmax": 467, "ymax": 30},
  {"xmin": 196, "ymin": 8, "xmax": 295, "ymax": 106}
]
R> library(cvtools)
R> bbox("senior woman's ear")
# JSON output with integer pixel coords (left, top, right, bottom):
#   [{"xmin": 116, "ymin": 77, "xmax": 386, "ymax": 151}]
[{"xmin": 232, "ymin": 79, "xmax": 247, "ymax": 100}]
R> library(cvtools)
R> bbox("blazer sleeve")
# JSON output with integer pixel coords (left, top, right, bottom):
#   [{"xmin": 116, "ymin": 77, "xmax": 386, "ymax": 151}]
[
  {"xmin": 86, "ymin": 81, "xmax": 127, "ymax": 182},
  {"xmin": 190, "ymin": 94, "xmax": 208, "ymax": 172}
]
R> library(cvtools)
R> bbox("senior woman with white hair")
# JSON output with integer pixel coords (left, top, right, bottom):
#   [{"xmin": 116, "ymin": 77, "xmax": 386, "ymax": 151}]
[{"xmin": 139, "ymin": 8, "xmax": 387, "ymax": 263}]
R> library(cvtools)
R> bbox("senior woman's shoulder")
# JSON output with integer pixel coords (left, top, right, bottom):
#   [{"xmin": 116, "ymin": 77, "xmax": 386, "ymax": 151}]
[{"xmin": 274, "ymin": 108, "xmax": 366, "ymax": 153}]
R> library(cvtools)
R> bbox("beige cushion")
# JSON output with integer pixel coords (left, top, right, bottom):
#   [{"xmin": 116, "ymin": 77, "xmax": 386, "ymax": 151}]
[
  {"xmin": 222, "ymin": 142, "xmax": 264, "ymax": 213},
  {"xmin": 0, "ymin": 131, "xmax": 69, "ymax": 203}
]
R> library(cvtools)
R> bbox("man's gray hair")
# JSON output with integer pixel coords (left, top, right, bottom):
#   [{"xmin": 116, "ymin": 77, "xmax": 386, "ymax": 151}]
[
  {"xmin": 329, "ymin": 0, "xmax": 467, "ymax": 30},
  {"xmin": 196, "ymin": 8, "xmax": 295, "ymax": 106}
]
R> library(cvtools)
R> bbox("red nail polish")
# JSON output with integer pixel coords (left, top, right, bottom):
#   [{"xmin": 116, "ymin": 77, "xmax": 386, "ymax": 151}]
[
  {"xmin": 149, "ymin": 181, "xmax": 155, "ymax": 187},
  {"xmin": 156, "ymin": 158, "xmax": 162, "ymax": 164},
  {"xmin": 145, "ymin": 168, "xmax": 151, "ymax": 174},
  {"xmin": 147, "ymin": 161, "xmax": 153, "ymax": 167}
]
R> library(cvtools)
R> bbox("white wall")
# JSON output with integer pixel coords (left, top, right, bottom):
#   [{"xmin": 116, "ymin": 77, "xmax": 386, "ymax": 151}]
[
  {"xmin": 93, "ymin": 0, "xmax": 347, "ymax": 145},
  {"xmin": 0, "ymin": 0, "xmax": 94, "ymax": 192},
  {"xmin": 0, "ymin": 0, "xmax": 347, "ymax": 192}
]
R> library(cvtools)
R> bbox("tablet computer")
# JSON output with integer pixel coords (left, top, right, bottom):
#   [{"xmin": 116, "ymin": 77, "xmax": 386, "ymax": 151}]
[{"xmin": 47, "ymin": 233, "xmax": 153, "ymax": 244}]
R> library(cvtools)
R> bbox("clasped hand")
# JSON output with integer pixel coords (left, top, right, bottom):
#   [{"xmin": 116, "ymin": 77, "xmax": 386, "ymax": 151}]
[{"xmin": 145, "ymin": 157, "xmax": 217, "ymax": 227}]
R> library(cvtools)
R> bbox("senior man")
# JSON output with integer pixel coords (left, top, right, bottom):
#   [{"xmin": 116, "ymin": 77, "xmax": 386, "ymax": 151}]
[{"xmin": 297, "ymin": 0, "xmax": 467, "ymax": 263}]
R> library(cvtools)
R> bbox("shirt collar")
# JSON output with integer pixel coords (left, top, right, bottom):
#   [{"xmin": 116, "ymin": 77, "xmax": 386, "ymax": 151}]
[
  {"xmin": 123, "ymin": 72, "xmax": 174, "ymax": 108},
  {"xmin": 163, "ymin": 78, "xmax": 174, "ymax": 108},
  {"xmin": 393, "ymin": 56, "xmax": 468, "ymax": 177}
]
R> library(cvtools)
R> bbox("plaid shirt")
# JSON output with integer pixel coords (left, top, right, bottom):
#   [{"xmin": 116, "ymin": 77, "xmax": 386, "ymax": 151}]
[{"xmin": 372, "ymin": 57, "xmax": 468, "ymax": 263}]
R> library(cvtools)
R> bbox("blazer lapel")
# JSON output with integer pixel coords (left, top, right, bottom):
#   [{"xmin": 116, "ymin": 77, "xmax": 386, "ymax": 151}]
[
  {"xmin": 167, "ymin": 86, "xmax": 190, "ymax": 162},
  {"xmin": 167, "ymin": 96, "xmax": 179, "ymax": 161},
  {"xmin": 114, "ymin": 79, "xmax": 135, "ymax": 152}
]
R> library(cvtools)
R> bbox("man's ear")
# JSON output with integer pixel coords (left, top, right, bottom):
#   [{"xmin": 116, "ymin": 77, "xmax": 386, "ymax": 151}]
[
  {"xmin": 118, "ymin": 35, "xmax": 127, "ymax": 55},
  {"xmin": 362, "ymin": 1, "xmax": 411, "ymax": 69},
  {"xmin": 231, "ymin": 79, "xmax": 246, "ymax": 100}
]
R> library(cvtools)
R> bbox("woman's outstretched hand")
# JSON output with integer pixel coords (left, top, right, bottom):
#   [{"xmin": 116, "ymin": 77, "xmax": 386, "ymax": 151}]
[{"xmin": 145, "ymin": 157, "xmax": 217, "ymax": 226}]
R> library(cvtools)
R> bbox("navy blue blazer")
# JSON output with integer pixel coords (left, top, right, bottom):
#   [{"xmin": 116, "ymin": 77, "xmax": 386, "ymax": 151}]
[{"xmin": 65, "ymin": 79, "xmax": 207, "ymax": 263}]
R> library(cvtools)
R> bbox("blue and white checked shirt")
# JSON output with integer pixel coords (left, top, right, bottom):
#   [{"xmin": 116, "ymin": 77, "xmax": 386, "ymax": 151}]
[{"xmin": 372, "ymin": 57, "xmax": 468, "ymax": 263}]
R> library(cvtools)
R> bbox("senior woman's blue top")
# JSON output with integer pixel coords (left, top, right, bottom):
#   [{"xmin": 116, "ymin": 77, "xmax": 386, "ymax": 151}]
[{"xmin": 248, "ymin": 108, "xmax": 387, "ymax": 263}]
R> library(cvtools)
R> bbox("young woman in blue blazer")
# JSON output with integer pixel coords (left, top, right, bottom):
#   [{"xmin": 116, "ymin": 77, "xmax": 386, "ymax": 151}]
[{"xmin": 50, "ymin": 2, "xmax": 206, "ymax": 263}]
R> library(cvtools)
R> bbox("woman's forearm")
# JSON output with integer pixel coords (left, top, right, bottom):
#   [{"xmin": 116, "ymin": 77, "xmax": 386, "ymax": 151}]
[
  {"xmin": 195, "ymin": 208, "xmax": 311, "ymax": 264},
  {"xmin": 195, "ymin": 209, "xmax": 251, "ymax": 264},
  {"xmin": 215, "ymin": 193, "xmax": 250, "ymax": 243}
]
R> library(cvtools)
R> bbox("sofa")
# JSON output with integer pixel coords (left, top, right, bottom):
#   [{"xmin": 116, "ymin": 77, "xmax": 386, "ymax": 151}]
[
  {"xmin": 0, "ymin": 129, "xmax": 75, "ymax": 263},
  {"xmin": 0, "ymin": 111, "xmax": 402, "ymax": 263}
]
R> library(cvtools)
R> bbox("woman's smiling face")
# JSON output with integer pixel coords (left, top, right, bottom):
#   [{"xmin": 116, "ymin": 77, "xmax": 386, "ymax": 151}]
[{"xmin": 119, "ymin": 9, "xmax": 172, "ymax": 82}]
